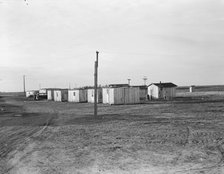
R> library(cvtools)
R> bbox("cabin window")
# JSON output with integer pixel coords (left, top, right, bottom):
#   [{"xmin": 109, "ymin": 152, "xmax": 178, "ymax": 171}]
[{"xmin": 73, "ymin": 92, "xmax": 76, "ymax": 96}]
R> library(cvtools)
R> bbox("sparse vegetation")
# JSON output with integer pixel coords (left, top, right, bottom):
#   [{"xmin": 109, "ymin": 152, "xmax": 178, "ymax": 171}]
[{"xmin": 1, "ymin": 88, "xmax": 224, "ymax": 174}]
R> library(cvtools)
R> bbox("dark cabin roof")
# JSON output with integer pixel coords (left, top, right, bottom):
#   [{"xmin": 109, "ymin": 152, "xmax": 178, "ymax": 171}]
[
  {"xmin": 109, "ymin": 84, "xmax": 130, "ymax": 88},
  {"xmin": 132, "ymin": 85, "xmax": 148, "ymax": 89},
  {"xmin": 149, "ymin": 82, "xmax": 177, "ymax": 88}
]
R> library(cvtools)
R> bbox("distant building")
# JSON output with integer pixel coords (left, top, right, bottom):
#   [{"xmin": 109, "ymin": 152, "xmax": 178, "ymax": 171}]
[
  {"xmin": 26, "ymin": 90, "xmax": 38, "ymax": 98},
  {"xmin": 46, "ymin": 88, "xmax": 60, "ymax": 100},
  {"xmin": 102, "ymin": 86, "xmax": 140, "ymax": 105},
  {"xmin": 189, "ymin": 85, "xmax": 195, "ymax": 93},
  {"xmin": 132, "ymin": 85, "xmax": 148, "ymax": 102},
  {"xmin": 53, "ymin": 89, "xmax": 68, "ymax": 102},
  {"xmin": 39, "ymin": 88, "xmax": 47, "ymax": 95},
  {"xmin": 87, "ymin": 88, "xmax": 103, "ymax": 103},
  {"xmin": 38, "ymin": 88, "xmax": 48, "ymax": 99},
  {"xmin": 148, "ymin": 82, "xmax": 177, "ymax": 100},
  {"xmin": 68, "ymin": 89, "xmax": 88, "ymax": 103}
]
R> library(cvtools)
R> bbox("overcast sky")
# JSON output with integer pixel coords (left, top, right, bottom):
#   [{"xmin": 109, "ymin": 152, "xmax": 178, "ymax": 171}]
[{"xmin": 1, "ymin": 0, "xmax": 224, "ymax": 91}]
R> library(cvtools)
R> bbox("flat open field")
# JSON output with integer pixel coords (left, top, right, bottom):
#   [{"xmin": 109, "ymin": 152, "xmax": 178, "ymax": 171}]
[{"xmin": 1, "ymin": 91, "xmax": 224, "ymax": 174}]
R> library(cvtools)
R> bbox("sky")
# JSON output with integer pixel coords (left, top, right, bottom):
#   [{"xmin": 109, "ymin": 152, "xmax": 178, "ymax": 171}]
[{"xmin": 1, "ymin": 0, "xmax": 224, "ymax": 91}]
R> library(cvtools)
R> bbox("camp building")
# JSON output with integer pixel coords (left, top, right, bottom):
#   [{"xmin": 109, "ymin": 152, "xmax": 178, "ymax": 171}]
[
  {"xmin": 53, "ymin": 89, "xmax": 68, "ymax": 102},
  {"xmin": 148, "ymin": 82, "xmax": 177, "ymax": 100},
  {"xmin": 103, "ymin": 84, "xmax": 140, "ymax": 105},
  {"xmin": 68, "ymin": 88, "xmax": 88, "ymax": 103},
  {"xmin": 26, "ymin": 90, "xmax": 38, "ymax": 98},
  {"xmin": 47, "ymin": 88, "xmax": 60, "ymax": 100},
  {"xmin": 87, "ymin": 88, "xmax": 103, "ymax": 103}
]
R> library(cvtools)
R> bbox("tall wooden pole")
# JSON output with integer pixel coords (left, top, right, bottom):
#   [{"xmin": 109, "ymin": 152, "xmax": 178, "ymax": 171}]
[
  {"xmin": 94, "ymin": 51, "xmax": 99, "ymax": 117},
  {"xmin": 23, "ymin": 75, "xmax": 26, "ymax": 96}
]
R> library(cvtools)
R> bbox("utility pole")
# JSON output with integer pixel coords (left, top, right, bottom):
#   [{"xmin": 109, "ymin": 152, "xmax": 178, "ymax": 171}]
[
  {"xmin": 127, "ymin": 79, "xmax": 131, "ymax": 86},
  {"xmin": 94, "ymin": 51, "xmax": 99, "ymax": 117},
  {"xmin": 23, "ymin": 75, "xmax": 26, "ymax": 96}
]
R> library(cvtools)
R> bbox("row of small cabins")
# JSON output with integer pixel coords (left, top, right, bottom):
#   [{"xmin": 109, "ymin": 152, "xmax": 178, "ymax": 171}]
[{"xmin": 26, "ymin": 83, "xmax": 177, "ymax": 105}]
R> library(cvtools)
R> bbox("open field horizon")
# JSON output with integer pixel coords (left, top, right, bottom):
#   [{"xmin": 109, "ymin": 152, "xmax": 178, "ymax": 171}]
[{"xmin": 1, "ymin": 84, "xmax": 224, "ymax": 94}]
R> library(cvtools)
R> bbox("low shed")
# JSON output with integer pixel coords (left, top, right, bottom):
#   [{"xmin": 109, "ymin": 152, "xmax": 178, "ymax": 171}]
[
  {"xmin": 189, "ymin": 85, "xmax": 195, "ymax": 93},
  {"xmin": 26, "ymin": 90, "xmax": 38, "ymax": 98},
  {"xmin": 148, "ymin": 82, "xmax": 177, "ymax": 100},
  {"xmin": 47, "ymin": 88, "xmax": 60, "ymax": 100},
  {"xmin": 53, "ymin": 89, "xmax": 68, "ymax": 102},
  {"xmin": 132, "ymin": 85, "xmax": 148, "ymax": 102},
  {"xmin": 103, "ymin": 87, "xmax": 140, "ymax": 105},
  {"xmin": 68, "ymin": 89, "xmax": 87, "ymax": 103},
  {"xmin": 87, "ymin": 88, "xmax": 102, "ymax": 103}
]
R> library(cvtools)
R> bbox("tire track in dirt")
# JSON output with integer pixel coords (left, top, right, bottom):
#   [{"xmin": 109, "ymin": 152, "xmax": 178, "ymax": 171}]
[
  {"xmin": 1, "ymin": 114, "xmax": 56, "ymax": 174},
  {"xmin": 175, "ymin": 147, "xmax": 224, "ymax": 174},
  {"xmin": 173, "ymin": 128, "xmax": 224, "ymax": 173},
  {"xmin": 142, "ymin": 123, "xmax": 224, "ymax": 173}
]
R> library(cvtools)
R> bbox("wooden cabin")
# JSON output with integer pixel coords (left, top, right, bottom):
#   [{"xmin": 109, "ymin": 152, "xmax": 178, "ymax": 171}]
[
  {"xmin": 132, "ymin": 85, "xmax": 148, "ymax": 102},
  {"xmin": 47, "ymin": 88, "xmax": 60, "ymax": 100},
  {"xmin": 103, "ymin": 86, "xmax": 140, "ymax": 105},
  {"xmin": 148, "ymin": 82, "xmax": 177, "ymax": 100},
  {"xmin": 68, "ymin": 89, "xmax": 87, "ymax": 103},
  {"xmin": 53, "ymin": 89, "xmax": 68, "ymax": 102},
  {"xmin": 87, "ymin": 88, "xmax": 102, "ymax": 103},
  {"xmin": 189, "ymin": 85, "xmax": 195, "ymax": 93}
]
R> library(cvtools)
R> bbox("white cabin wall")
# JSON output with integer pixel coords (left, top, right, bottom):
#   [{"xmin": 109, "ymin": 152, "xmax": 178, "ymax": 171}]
[
  {"xmin": 109, "ymin": 88, "xmax": 115, "ymax": 104},
  {"xmin": 148, "ymin": 85, "xmax": 159, "ymax": 99},
  {"xmin": 54, "ymin": 90, "xmax": 62, "ymax": 102},
  {"xmin": 102, "ymin": 88, "xmax": 109, "ymax": 104},
  {"xmin": 87, "ymin": 89, "xmax": 102, "ymax": 103},
  {"xmin": 47, "ymin": 90, "xmax": 52, "ymax": 100},
  {"xmin": 68, "ymin": 90, "xmax": 79, "ymax": 102}
]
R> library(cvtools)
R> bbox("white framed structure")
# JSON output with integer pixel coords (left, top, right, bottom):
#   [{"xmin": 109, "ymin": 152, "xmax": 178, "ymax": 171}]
[
  {"xmin": 68, "ymin": 89, "xmax": 87, "ymax": 103},
  {"xmin": 53, "ymin": 89, "xmax": 68, "ymax": 102},
  {"xmin": 47, "ymin": 88, "xmax": 60, "ymax": 100},
  {"xmin": 103, "ymin": 87, "xmax": 140, "ymax": 105},
  {"xmin": 148, "ymin": 82, "xmax": 177, "ymax": 100},
  {"xmin": 87, "ymin": 88, "xmax": 102, "ymax": 103}
]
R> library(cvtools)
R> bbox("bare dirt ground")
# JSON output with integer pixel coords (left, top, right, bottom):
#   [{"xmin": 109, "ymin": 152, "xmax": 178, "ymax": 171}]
[{"xmin": 1, "ymin": 92, "xmax": 224, "ymax": 174}]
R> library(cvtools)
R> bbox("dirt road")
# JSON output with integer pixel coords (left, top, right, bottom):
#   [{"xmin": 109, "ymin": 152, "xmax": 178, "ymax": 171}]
[{"xmin": 0, "ymin": 96, "xmax": 57, "ymax": 174}]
